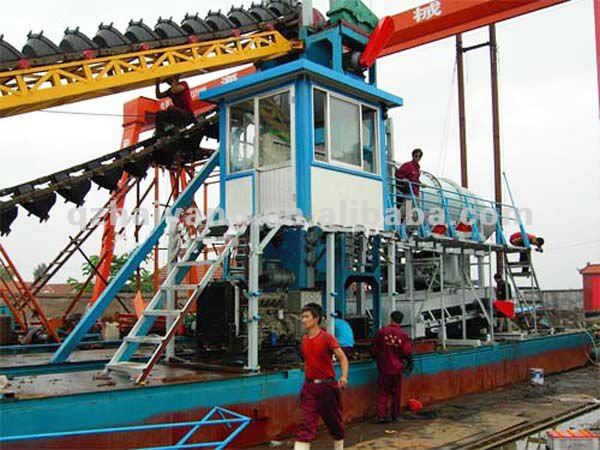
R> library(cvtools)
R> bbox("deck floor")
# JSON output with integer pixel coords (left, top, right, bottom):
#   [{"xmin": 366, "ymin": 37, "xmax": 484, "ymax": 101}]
[{"xmin": 249, "ymin": 365, "xmax": 600, "ymax": 449}]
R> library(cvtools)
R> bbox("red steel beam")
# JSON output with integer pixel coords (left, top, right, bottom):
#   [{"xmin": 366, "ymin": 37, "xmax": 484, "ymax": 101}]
[{"xmin": 361, "ymin": 0, "xmax": 570, "ymax": 66}]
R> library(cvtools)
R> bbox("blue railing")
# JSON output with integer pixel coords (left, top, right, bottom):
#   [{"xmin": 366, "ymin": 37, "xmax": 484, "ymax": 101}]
[
  {"xmin": 388, "ymin": 169, "xmax": 529, "ymax": 246},
  {"xmin": 0, "ymin": 406, "xmax": 251, "ymax": 450}
]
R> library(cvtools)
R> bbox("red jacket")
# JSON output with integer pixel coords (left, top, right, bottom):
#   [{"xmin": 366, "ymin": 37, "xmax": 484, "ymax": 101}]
[
  {"xmin": 371, "ymin": 323, "xmax": 413, "ymax": 375},
  {"xmin": 168, "ymin": 81, "xmax": 193, "ymax": 112},
  {"xmin": 395, "ymin": 160, "xmax": 421, "ymax": 197},
  {"xmin": 509, "ymin": 232, "xmax": 536, "ymax": 246}
]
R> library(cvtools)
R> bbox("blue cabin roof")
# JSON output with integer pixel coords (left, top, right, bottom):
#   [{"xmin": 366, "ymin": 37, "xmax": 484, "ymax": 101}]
[{"xmin": 200, "ymin": 59, "xmax": 404, "ymax": 108}]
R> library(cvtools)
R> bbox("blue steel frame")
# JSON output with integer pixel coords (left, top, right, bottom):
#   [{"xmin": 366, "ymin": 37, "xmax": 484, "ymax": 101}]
[{"xmin": 0, "ymin": 406, "xmax": 251, "ymax": 450}]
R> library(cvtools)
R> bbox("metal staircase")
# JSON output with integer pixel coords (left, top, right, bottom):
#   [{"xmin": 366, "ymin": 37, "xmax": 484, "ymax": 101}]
[
  {"xmin": 106, "ymin": 221, "xmax": 248, "ymax": 384},
  {"xmin": 504, "ymin": 250, "xmax": 545, "ymax": 331}
]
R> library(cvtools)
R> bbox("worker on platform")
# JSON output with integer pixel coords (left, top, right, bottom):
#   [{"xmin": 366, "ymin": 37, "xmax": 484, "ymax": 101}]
[
  {"xmin": 154, "ymin": 76, "xmax": 196, "ymax": 136},
  {"xmin": 294, "ymin": 303, "xmax": 349, "ymax": 450},
  {"xmin": 509, "ymin": 232, "xmax": 545, "ymax": 274},
  {"xmin": 334, "ymin": 311, "xmax": 355, "ymax": 357},
  {"xmin": 396, "ymin": 148, "xmax": 423, "ymax": 203},
  {"xmin": 370, "ymin": 311, "xmax": 413, "ymax": 424}
]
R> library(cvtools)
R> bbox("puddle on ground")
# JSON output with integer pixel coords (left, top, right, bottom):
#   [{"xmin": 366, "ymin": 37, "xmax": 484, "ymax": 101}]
[{"xmin": 498, "ymin": 409, "xmax": 600, "ymax": 449}]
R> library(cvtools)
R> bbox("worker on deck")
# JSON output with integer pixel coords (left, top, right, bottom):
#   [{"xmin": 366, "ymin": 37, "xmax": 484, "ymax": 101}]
[
  {"xmin": 370, "ymin": 311, "xmax": 413, "ymax": 424},
  {"xmin": 154, "ymin": 76, "xmax": 195, "ymax": 136},
  {"xmin": 294, "ymin": 303, "xmax": 349, "ymax": 450},
  {"xmin": 494, "ymin": 273, "xmax": 513, "ymax": 332},
  {"xmin": 334, "ymin": 311, "xmax": 355, "ymax": 357},
  {"xmin": 509, "ymin": 232, "xmax": 545, "ymax": 274}
]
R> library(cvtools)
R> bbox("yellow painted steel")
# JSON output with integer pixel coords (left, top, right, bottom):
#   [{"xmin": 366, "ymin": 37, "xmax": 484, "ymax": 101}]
[{"xmin": 0, "ymin": 31, "xmax": 302, "ymax": 117}]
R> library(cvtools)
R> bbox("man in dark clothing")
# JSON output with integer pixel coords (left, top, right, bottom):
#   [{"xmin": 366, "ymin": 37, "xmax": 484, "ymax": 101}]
[
  {"xmin": 370, "ymin": 311, "xmax": 413, "ymax": 423},
  {"xmin": 494, "ymin": 273, "xmax": 511, "ymax": 300},
  {"xmin": 294, "ymin": 303, "xmax": 349, "ymax": 450},
  {"xmin": 154, "ymin": 76, "xmax": 196, "ymax": 136}
]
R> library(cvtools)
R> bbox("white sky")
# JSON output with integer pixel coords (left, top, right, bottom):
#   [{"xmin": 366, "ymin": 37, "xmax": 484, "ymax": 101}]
[{"xmin": 1, "ymin": 0, "xmax": 599, "ymax": 289}]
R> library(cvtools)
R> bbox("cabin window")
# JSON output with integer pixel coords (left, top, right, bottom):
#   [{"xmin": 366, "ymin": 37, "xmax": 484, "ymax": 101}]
[
  {"xmin": 330, "ymin": 96, "xmax": 361, "ymax": 167},
  {"xmin": 313, "ymin": 88, "xmax": 379, "ymax": 174},
  {"xmin": 313, "ymin": 89, "xmax": 328, "ymax": 162},
  {"xmin": 229, "ymin": 99, "xmax": 255, "ymax": 173},
  {"xmin": 259, "ymin": 91, "xmax": 291, "ymax": 167},
  {"xmin": 362, "ymin": 106, "xmax": 378, "ymax": 174}
]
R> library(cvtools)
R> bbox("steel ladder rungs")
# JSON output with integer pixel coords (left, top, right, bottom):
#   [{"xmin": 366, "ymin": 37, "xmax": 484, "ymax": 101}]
[
  {"xmin": 161, "ymin": 284, "xmax": 199, "ymax": 291},
  {"xmin": 143, "ymin": 310, "xmax": 182, "ymax": 317},
  {"xmin": 106, "ymin": 361, "xmax": 146, "ymax": 375},
  {"xmin": 125, "ymin": 336, "xmax": 164, "ymax": 345},
  {"xmin": 175, "ymin": 260, "xmax": 216, "ymax": 267}
]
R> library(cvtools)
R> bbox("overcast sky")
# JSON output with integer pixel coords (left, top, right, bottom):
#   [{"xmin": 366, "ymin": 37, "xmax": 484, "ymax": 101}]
[{"xmin": 1, "ymin": 0, "xmax": 599, "ymax": 289}]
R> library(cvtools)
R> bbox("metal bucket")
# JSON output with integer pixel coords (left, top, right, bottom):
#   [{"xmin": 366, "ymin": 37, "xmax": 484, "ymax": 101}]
[{"xmin": 530, "ymin": 368, "xmax": 545, "ymax": 385}]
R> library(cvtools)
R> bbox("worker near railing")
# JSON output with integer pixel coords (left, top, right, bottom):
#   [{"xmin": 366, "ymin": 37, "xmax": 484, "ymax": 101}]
[
  {"xmin": 370, "ymin": 311, "xmax": 413, "ymax": 424},
  {"xmin": 509, "ymin": 232, "xmax": 545, "ymax": 274},
  {"xmin": 294, "ymin": 303, "xmax": 348, "ymax": 450},
  {"xmin": 154, "ymin": 76, "xmax": 195, "ymax": 136},
  {"xmin": 334, "ymin": 310, "xmax": 355, "ymax": 358},
  {"xmin": 395, "ymin": 149, "xmax": 423, "ymax": 221}
]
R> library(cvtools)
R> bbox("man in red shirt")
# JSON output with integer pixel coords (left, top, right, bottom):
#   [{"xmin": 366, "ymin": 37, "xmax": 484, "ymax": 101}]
[
  {"xmin": 294, "ymin": 303, "xmax": 349, "ymax": 450},
  {"xmin": 509, "ymin": 232, "xmax": 545, "ymax": 274},
  {"xmin": 396, "ymin": 149, "xmax": 423, "ymax": 199},
  {"xmin": 154, "ymin": 76, "xmax": 195, "ymax": 136},
  {"xmin": 371, "ymin": 311, "xmax": 413, "ymax": 423}
]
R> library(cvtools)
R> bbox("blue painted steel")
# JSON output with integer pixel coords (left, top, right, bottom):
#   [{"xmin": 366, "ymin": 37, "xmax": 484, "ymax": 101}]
[
  {"xmin": 0, "ymin": 406, "xmax": 250, "ymax": 450},
  {"xmin": 379, "ymin": 108, "xmax": 391, "ymax": 231},
  {"xmin": 52, "ymin": 151, "xmax": 220, "ymax": 364},
  {"xmin": 200, "ymin": 59, "xmax": 403, "ymax": 109},
  {"xmin": 0, "ymin": 333, "xmax": 589, "ymax": 439},
  {"xmin": 503, "ymin": 172, "xmax": 531, "ymax": 248},
  {"xmin": 311, "ymin": 161, "xmax": 382, "ymax": 181},
  {"xmin": 295, "ymin": 76, "xmax": 312, "ymax": 217}
]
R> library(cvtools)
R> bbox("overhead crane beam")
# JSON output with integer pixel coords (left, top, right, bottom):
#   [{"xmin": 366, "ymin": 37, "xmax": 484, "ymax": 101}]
[
  {"xmin": 360, "ymin": 0, "xmax": 570, "ymax": 67},
  {"xmin": 0, "ymin": 31, "xmax": 301, "ymax": 118}
]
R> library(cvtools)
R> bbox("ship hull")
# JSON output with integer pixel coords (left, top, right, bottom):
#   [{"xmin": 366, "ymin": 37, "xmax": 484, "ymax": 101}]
[{"xmin": 0, "ymin": 332, "xmax": 590, "ymax": 449}]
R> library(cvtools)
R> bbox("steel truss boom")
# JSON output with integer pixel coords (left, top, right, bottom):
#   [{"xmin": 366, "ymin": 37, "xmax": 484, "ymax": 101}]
[{"xmin": 0, "ymin": 31, "xmax": 301, "ymax": 117}]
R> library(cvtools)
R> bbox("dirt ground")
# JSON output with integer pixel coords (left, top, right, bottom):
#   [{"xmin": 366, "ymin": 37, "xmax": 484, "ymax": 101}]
[{"xmin": 249, "ymin": 365, "xmax": 600, "ymax": 450}]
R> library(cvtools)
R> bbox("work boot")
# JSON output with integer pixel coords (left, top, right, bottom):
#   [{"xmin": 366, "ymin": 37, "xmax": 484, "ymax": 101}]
[
  {"xmin": 294, "ymin": 442, "xmax": 311, "ymax": 450},
  {"xmin": 333, "ymin": 440, "xmax": 344, "ymax": 450}
]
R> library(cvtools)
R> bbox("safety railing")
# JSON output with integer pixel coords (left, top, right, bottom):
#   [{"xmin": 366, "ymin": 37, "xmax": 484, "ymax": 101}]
[
  {"xmin": 387, "ymin": 166, "xmax": 530, "ymax": 247},
  {"xmin": 0, "ymin": 406, "xmax": 251, "ymax": 450}
]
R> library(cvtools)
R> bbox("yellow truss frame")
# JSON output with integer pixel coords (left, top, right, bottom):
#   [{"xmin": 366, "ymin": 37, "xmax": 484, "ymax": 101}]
[{"xmin": 0, "ymin": 31, "xmax": 302, "ymax": 117}]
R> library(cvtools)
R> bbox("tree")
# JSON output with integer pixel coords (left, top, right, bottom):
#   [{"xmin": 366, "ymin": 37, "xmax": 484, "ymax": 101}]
[
  {"xmin": 33, "ymin": 263, "xmax": 48, "ymax": 281},
  {"xmin": 67, "ymin": 253, "xmax": 154, "ymax": 294}
]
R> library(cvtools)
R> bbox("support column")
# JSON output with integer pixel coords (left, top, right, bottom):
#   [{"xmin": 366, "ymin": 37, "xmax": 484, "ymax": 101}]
[
  {"xmin": 489, "ymin": 24, "xmax": 504, "ymax": 276},
  {"xmin": 456, "ymin": 34, "xmax": 469, "ymax": 188},
  {"xmin": 460, "ymin": 249, "xmax": 467, "ymax": 340},
  {"xmin": 388, "ymin": 240, "xmax": 397, "ymax": 316},
  {"xmin": 326, "ymin": 232, "xmax": 336, "ymax": 336},
  {"xmin": 440, "ymin": 251, "xmax": 446, "ymax": 349},
  {"xmin": 405, "ymin": 249, "xmax": 416, "ymax": 339},
  {"xmin": 247, "ymin": 219, "xmax": 260, "ymax": 371},
  {"xmin": 487, "ymin": 247, "xmax": 495, "ymax": 342}
]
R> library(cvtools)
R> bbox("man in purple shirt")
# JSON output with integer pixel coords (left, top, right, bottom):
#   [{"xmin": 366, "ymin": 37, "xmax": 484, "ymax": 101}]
[{"xmin": 371, "ymin": 311, "xmax": 413, "ymax": 423}]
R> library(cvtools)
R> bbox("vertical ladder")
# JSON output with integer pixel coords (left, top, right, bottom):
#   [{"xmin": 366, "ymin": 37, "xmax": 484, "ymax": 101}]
[
  {"xmin": 0, "ymin": 244, "xmax": 60, "ymax": 342},
  {"xmin": 504, "ymin": 251, "xmax": 545, "ymax": 331},
  {"xmin": 105, "ymin": 224, "xmax": 247, "ymax": 384}
]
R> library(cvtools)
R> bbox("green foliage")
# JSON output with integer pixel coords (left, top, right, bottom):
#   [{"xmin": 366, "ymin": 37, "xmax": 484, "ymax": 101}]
[
  {"xmin": 33, "ymin": 263, "xmax": 48, "ymax": 281},
  {"xmin": 67, "ymin": 253, "xmax": 154, "ymax": 294}
]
